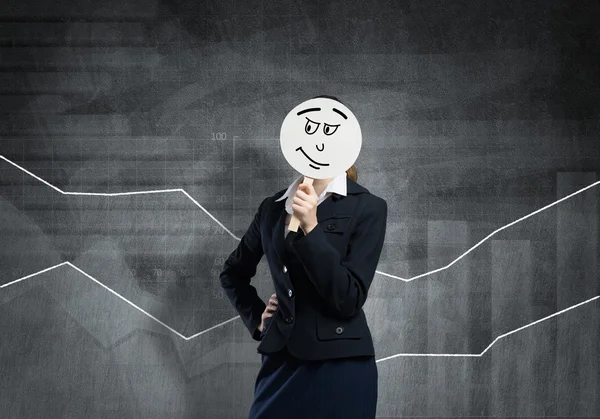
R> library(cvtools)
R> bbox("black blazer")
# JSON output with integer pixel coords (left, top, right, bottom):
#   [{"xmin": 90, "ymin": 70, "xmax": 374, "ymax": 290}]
[{"xmin": 219, "ymin": 176, "xmax": 387, "ymax": 360}]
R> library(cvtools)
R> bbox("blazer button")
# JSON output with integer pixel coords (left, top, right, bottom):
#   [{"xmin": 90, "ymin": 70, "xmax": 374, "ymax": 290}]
[
  {"xmin": 288, "ymin": 289, "xmax": 293, "ymax": 297},
  {"xmin": 335, "ymin": 326, "xmax": 344, "ymax": 334},
  {"xmin": 283, "ymin": 265, "xmax": 287, "ymax": 273},
  {"xmin": 285, "ymin": 316, "xmax": 294, "ymax": 324},
  {"xmin": 327, "ymin": 224, "xmax": 336, "ymax": 231}
]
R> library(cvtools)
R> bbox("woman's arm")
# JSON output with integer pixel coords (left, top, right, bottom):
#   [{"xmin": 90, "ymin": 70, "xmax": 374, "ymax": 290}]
[
  {"xmin": 219, "ymin": 197, "xmax": 269, "ymax": 341},
  {"xmin": 291, "ymin": 195, "xmax": 387, "ymax": 318}
]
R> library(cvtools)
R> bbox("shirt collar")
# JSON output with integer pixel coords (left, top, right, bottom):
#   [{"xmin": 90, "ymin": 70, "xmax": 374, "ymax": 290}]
[{"xmin": 275, "ymin": 172, "xmax": 348, "ymax": 212}]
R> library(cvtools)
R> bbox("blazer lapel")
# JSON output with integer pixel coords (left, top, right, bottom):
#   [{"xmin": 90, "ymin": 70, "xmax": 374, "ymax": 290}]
[{"xmin": 271, "ymin": 206, "xmax": 287, "ymax": 263}]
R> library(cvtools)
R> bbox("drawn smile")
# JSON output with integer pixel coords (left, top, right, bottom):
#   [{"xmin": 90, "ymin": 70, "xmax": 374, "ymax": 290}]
[{"xmin": 295, "ymin": 146, "xmax": 330, "ymax": 170}]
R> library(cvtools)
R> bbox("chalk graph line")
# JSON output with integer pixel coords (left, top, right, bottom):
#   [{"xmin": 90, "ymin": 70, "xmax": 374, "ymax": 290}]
[
  {"xmin": 2, "ymin": 154, "xmax": 599, "ymax": 282},
  {"xmin": 1, "ymin": 154, "xmax": 598, "ymax": 362},
  {"xmin": 1, "ymin": 261, "xmax": 598, "ymax": 362}
]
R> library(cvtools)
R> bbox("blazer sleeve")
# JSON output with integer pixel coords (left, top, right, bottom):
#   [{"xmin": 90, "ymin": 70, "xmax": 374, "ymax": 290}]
[
  {"xmin": 219, "ymin": 197, "xmax": 269, "ymax": 341},
  {"xmin": 290, "ymin": 195, "xmax": 387, "ymax": 318}
]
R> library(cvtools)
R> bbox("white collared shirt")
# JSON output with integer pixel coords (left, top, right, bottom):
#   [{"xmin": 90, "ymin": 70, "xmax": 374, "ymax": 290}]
[{"xmin": 275, "ymin": 171, "xmax": 348, "ymax": 238}]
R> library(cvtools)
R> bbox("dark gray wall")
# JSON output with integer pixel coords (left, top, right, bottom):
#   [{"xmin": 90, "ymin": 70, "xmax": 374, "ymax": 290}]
[{"xmin": 0, "ymin": 0, "xmax": 599, "ymax": 418}]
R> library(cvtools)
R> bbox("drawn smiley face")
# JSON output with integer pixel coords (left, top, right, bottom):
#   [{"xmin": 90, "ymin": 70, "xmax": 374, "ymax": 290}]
[{"xmin": 279, "ymin": 97, "xmax": 362, "ymax": 179}]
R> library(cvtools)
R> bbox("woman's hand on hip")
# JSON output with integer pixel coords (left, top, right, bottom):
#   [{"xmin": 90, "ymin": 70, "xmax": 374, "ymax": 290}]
[{"xmin": 258, "ymin": 293, "xmax": 278, "ymax": 332}]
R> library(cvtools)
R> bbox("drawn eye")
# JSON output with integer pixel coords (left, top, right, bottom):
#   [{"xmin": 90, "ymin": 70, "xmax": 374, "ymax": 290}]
[
  {"xmin": 323, "ymin": 123, "xmax": 339, "ymax": 136},
  {"xmin": 304, "ymin": 118, "xmax": 320, "ymax": 135}
]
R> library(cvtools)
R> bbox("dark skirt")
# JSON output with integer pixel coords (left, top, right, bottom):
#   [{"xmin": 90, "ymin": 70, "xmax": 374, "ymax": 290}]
[{"xmin": 248, "ymin": 346, "xmax": 378, "ymax": 419}]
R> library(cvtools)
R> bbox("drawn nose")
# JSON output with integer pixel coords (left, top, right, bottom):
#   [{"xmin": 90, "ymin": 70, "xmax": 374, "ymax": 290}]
[{"xmin": 316, "ymin": 143, "xmax": 324, "ymax": 152}]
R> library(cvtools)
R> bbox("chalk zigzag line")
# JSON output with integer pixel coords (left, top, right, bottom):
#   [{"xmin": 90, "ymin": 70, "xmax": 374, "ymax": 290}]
[
  {"xmin": 2, "ymin": 154, "xmax": 599, "ymax": 282},
  {"xmin": 1, "ymin": 154, "xmax": 598, "ymax": 362},
  {"xmin": 1, "ymin": 261, "xmax": 598, "ymax": 362}
]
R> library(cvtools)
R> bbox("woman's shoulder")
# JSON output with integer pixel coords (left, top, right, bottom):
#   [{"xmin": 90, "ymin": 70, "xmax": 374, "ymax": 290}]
[
  {"xmin": 347, "ymin": 177, "xmax": 386, "ymax": 206},
  {"xmin": 354, "ymin": 185, "xmax": 386, "ymax": 207},
  {"xmin": 254, "ymin": 189, "xmax": 287, "ymax": 215}
]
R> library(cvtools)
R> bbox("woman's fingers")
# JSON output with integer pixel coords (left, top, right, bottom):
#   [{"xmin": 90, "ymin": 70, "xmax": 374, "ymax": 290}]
[
  {"xmin": 268, "ymin": 294, "xmax": 278, "ymax": 312},
  {"xmin": 260, "ymin": 294, "xmax": 280, "ymax": 333},
  {"xmin": 261, "ymin": 293, "xmax": 279, "ymax": 326},
  {"xmin": 262, "ymin": 294, "xmax": 279, "ymax": 319}
]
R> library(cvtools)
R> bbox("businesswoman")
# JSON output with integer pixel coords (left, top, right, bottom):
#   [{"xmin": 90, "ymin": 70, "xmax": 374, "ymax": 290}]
[{"xmin": 220, "ymin": 95, "xmax": 388, "ymax": 419}]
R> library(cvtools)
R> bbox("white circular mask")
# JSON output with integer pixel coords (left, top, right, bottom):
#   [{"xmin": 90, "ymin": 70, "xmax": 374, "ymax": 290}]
[{"xmin": 279, "ymin": 97, "xmax": 362, "ymax": 179}]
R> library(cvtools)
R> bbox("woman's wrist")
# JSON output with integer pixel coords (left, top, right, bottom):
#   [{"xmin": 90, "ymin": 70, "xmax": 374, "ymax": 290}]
[{"xmin": 301, "ymin": 222, "xmax": 318, "ymax": 235}]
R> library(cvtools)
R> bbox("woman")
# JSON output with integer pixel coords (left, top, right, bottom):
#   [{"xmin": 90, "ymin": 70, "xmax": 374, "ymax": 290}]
[{"xmin": 219, "ymin": 95, "xmax": 388, "ymax": 419}]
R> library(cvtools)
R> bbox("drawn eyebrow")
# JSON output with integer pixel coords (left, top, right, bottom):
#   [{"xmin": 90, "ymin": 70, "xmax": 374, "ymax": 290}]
[
  {"xmin": 297, "ymin": 106, "xmax": 348, "ymax": 120},
  {"xmin": 332, "ymin": 108, "xmax": 347, "ymax": 119},
  {"xmin": 297, "ymin": 107, "xmax": 321, "ymax": 116}
]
